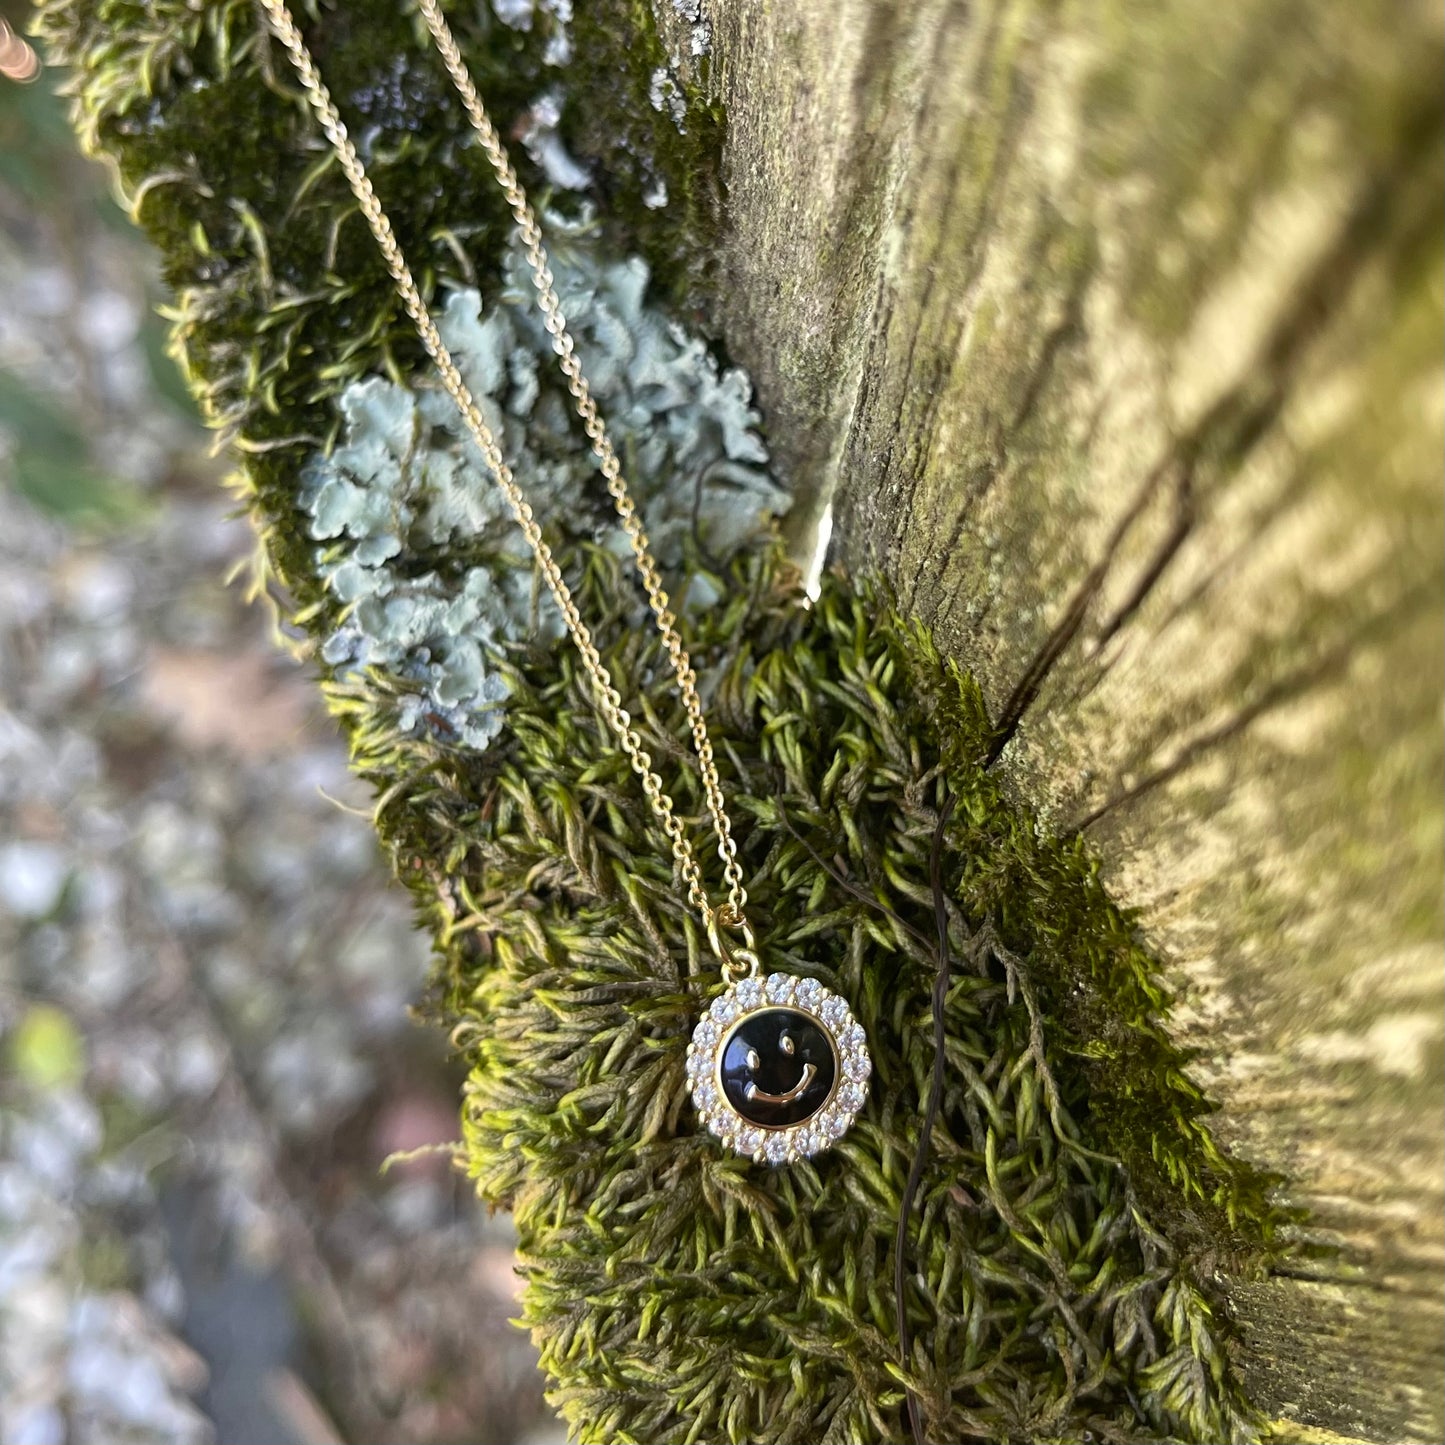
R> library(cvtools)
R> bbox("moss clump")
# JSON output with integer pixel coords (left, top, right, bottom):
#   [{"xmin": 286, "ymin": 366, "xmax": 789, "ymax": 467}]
[
  {"xmin": 330, "ymin": 545, "xmax": 1281, "ymax": 1444},
  {"xmin": 561, "ymin": 0, "xmax": 728, "ymax": 316}
]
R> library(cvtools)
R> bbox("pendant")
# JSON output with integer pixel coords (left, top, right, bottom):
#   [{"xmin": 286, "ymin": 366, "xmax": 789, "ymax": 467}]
[{"xmin": 686, "ymin": 972, "xmax": 871, "ymax": 1165}]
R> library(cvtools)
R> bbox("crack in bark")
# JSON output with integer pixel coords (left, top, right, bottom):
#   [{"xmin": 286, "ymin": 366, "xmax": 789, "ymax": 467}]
[
  {"xmin": 1148, "ymin": 469, "xmax": 1312, "ymax": 645},
  {"xmin": 1067, "ymin": 459, "xmax": 1196, "ymax": 707},
  {"xmin": 1064, "ymin": 651, "xmax": 1344, "ymax": 837},
  {"xmin": 984, "ymin": 116, "xmax": 1439, "ymax": 766},
  {"xmin": 1089, "ymin": 466, "xmax": 1195, "ymax": 659},
  {"xmin": 1063, "ymin": 583, "xmax": 1434, "ymax": 836},
  {"xmin": 983, "ymin": 451, "xmax": 1173, "ymax": 766},
  {"xmin": 821, "ymin": 3, "xmax": 949, "ymax": 546},
  {"xmin": 1007, "ymin": 281, "xmax": 1085, "ymax": 436}
]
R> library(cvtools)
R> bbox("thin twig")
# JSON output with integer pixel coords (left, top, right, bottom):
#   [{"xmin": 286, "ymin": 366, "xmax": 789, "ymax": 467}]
[{"xmin": 896, "ymin": 793, "xmax": 956, "ymax": 1445}]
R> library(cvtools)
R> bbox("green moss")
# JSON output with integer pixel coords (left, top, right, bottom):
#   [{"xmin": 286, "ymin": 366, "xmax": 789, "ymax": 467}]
[
  {"xmin": 563, "ymin": 0, "xmax": 727, "ymax": 316},
  {"xmin": 343, "ymin": 548, "xmax": 1284, "ymax": 1443},
  {"xmin": 34, "ymin": 0, "xmax": 1297, "ymax": 1439},
  {"xmin": 35, "ymin": 0, "xmax": 724, "ymax": 612}
]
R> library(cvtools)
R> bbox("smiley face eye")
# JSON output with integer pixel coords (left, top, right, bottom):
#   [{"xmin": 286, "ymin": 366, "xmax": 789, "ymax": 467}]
[
  {"xmin": 746, "ymin": 1047, "xmax": 760, "ymax": 1071},
  {"xmin": 781, "ymin": 1034, "xmax": 795, "ymax": 1055}
]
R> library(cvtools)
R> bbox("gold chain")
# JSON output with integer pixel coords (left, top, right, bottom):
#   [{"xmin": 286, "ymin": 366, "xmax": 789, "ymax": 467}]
[{"xmin": 259, "ymin": 0, "xmax": 757, "ymax": 973}]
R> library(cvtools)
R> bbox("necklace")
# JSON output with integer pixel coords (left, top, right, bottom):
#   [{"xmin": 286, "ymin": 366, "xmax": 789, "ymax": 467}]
[{"xmin": 259, "ymin": 0, "xmax": 871, "ymax": 1166}]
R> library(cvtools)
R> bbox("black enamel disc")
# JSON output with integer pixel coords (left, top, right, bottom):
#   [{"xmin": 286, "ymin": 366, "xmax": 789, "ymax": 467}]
[
  {"xmin": 718, "ymin": 1007, "xmax": 838, "ymax": 1128},
  {"xmin": 688, "ymin": 972, "xmax": 871, "ymax": 1163}
]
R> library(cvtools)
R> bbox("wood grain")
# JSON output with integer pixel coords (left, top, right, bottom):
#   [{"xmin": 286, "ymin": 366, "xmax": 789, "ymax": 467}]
[{"xmin": 688, "ymin": 0, "xmax": 1445, "ymax": 1435}]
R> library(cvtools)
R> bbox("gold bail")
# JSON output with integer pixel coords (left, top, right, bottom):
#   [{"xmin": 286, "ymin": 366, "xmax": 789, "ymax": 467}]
[{"xmin": 708, "ymin": 905, "xmax": 759, "ymax": 980}]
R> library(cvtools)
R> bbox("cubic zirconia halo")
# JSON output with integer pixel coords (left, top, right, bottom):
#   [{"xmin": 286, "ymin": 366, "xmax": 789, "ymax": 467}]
[{"xmin": 686, "ymin": 973, "xmax": 871, "ymax": 1164}]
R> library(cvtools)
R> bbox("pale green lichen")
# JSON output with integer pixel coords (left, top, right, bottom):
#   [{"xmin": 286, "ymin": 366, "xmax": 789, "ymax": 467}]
[{"xmin": 301, "ymin": 215, "xmax": 788, "ymax": 746}]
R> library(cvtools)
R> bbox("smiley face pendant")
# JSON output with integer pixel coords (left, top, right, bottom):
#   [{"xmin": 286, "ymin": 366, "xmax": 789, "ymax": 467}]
[{"xmin": 686, "ymin": 973, "xmax": 870, "ymax": 1165}]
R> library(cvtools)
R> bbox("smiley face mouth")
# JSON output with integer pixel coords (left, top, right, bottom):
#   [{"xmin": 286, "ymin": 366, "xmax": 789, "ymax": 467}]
[{"xmin": 744, "ymin": 1061, "xmax": 817, "ymax": 1105}]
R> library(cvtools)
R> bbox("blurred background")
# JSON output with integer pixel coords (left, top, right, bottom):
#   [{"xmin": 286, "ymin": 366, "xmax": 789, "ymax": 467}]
[{"xmin": 0, "ymin": 18, "xmax": 555, "ymax": 1444}]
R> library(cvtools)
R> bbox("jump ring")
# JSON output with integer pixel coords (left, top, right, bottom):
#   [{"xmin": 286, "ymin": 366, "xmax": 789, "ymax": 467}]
[{"xmin": 707, "ymin": 911, "xmax": 759, "ymax": 978}]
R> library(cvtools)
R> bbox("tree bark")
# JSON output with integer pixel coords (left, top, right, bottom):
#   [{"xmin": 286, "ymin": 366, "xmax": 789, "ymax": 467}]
[{"xmin": 680, "ymin": 1, "xmax": 1444, "ymax": 1439}]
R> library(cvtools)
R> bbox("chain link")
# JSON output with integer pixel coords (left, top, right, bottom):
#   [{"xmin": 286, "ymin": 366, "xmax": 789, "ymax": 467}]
[{"xmin": 259, "ymin": 0, "xmax": 755, "ymax": 964}]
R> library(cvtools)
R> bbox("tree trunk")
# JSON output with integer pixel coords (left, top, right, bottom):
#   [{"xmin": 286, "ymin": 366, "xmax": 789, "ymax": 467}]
[
  {"xmin": 36, "ymin": 0, "xmax": 1443, "ymax": 1436},
  {"xmin": 686, "ymin": 1, "xmax": 1444, "ymax": 1438}
]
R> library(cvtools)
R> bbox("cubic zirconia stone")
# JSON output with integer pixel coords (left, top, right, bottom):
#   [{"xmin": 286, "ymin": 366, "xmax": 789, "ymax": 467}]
[
  {"xmin": 696, "ymin": 1082, "xmax": 719, "ymax": 1110},
  {"xmin": 795, "ymin": 978, "xmax": 824, "ymax": 1009},
  {"xmin": 709, "ymin": 995, "xmax": 738, "ymax": 1024},
  {"xmin": 738, "ymin": 1127, "xmax": 762, "ymax": 1155},
  {"xmin": 764, "ymin": 972, "xmax": 794, "ymax": 1003},
  {"xmin": 764, "ymin": 1135, "xmax": 788, "ymax": 1164},
  {"xmin": 821, "ymin": 996, "xmax": 848, "ymax": 1028},
  {"xmin": 736, "ymin": 978, "xmax": 763, "ymax": 1009},
  {"xmin": 845, "ymin": 1055, "xmax": 870, "ymax": 1083},
  {"xmin": 841, "ymin": 1081, "xmax": 866, "ymax": 1109},
  {"xmin": 844, "ymin": 1021, "xmax": 866, "ymax": 1049},
  {"xmin": 707, "ymin": 1110, "xmax": 728, "ymax": 1138},
  {"xmin": 695, "ymin": 1019, "xmax": 718, "ymax": 1047}
]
